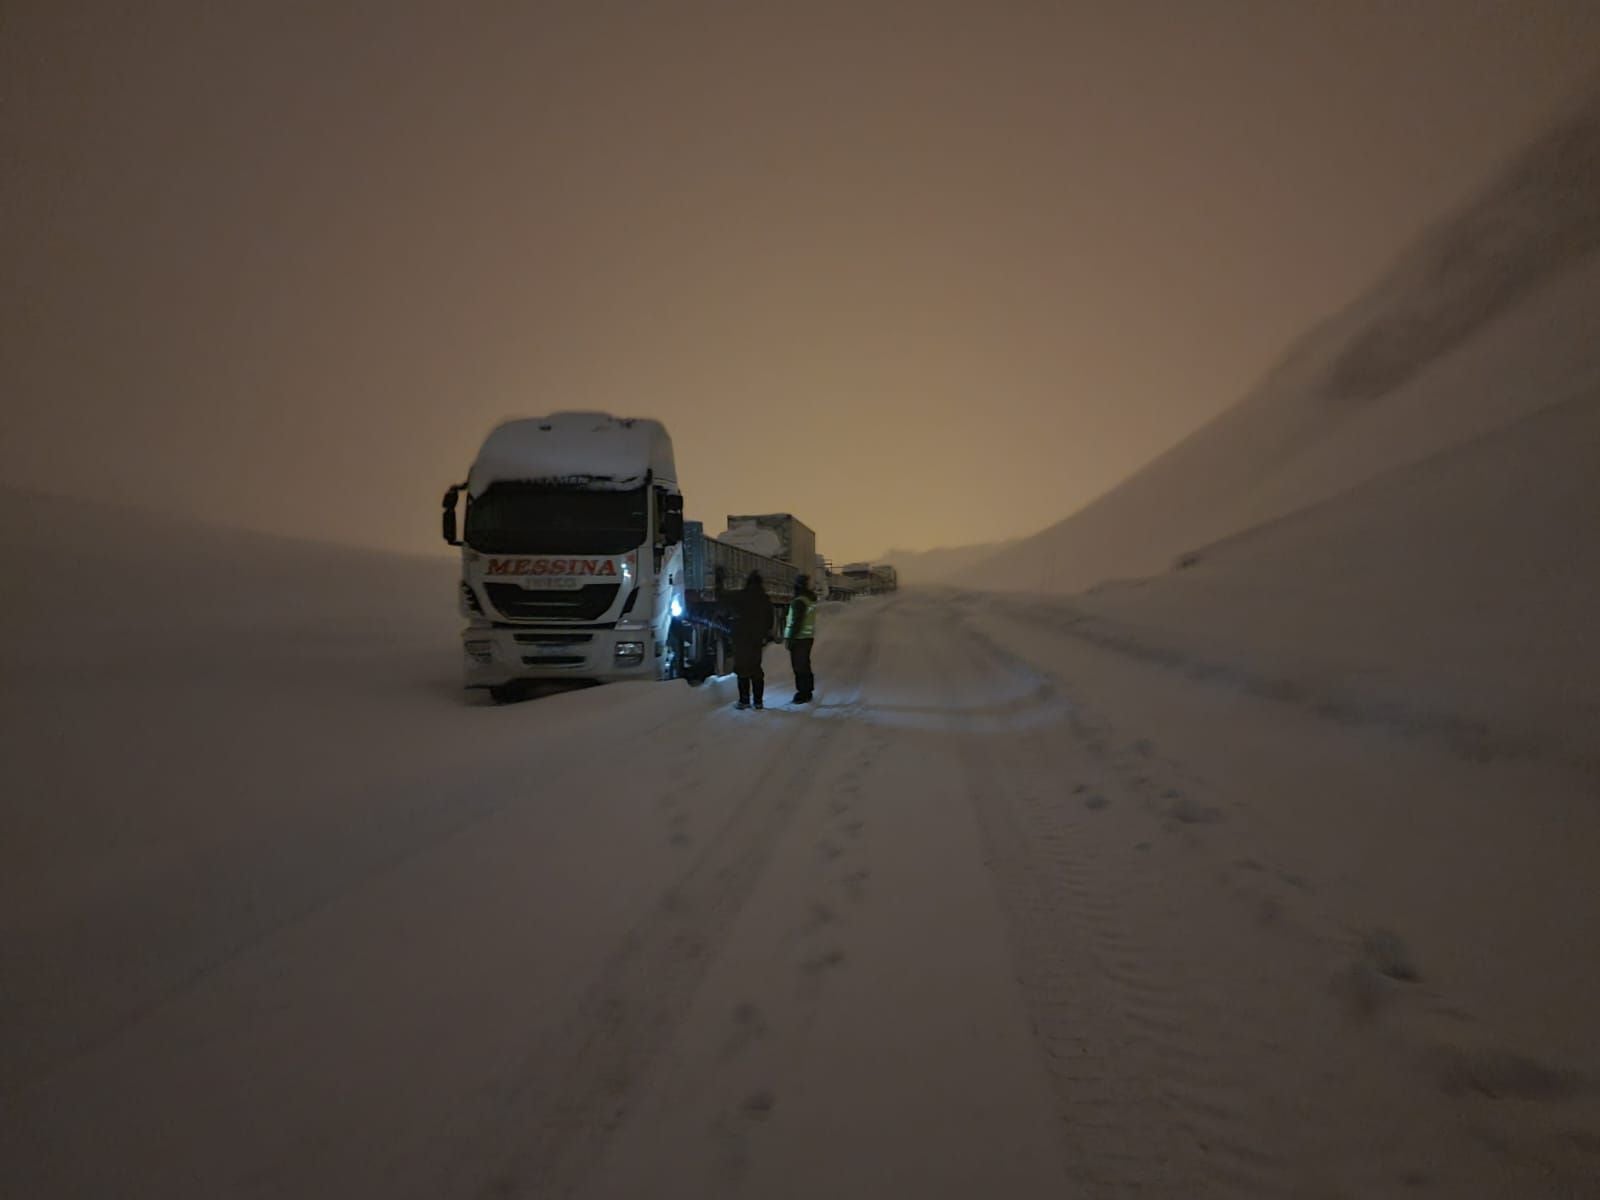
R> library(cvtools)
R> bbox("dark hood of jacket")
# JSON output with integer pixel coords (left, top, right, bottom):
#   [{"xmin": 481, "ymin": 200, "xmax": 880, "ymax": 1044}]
[{"xmin": 730, "ymin": 576, "xmax": 772, "ymax": 647}]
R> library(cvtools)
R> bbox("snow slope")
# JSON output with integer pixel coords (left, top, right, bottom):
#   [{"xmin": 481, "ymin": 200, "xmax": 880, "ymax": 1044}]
[
  {"xmin": 964, "ymin": 86, "xmax": 1600, "ymax": 595},
  {"xmin": 0, "ymin": 491, "xmax": 460, "ymax": 1086},
  {"xmin": 876, "ymin": 537, "xmax": 1020, "ymax": 586},
  {"xmin": 1002, "ymin": 388, "xmax": 1600, "ymax": 773},
  {"xmin": 5, "ymin": 493, "xmax": 1598, "ymax": 1197}
]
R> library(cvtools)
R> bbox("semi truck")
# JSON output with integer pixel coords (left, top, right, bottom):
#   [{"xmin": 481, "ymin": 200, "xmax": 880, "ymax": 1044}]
[
  {"xmin": 836, "ymin": 561, "xmax": 899, "ymax": 596},
  {"xmin": 441, "ymin": 413, "xmax": 815, "ymax": 700},
  {"xmin": 440, "ymin": 413, "xmax": 687, "ymax": 701}
]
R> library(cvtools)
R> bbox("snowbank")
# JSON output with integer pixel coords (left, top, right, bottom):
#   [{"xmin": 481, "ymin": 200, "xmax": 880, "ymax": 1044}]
[
  {"xmin": 0, "ymin": 491, "xmax": 457, "ymax": 1084},
  {"xmin": 986, "ymin": 388, "xmax": 1600, "ymax": 771},
  {"xmin": 876, "ymin": 538, "xmax": 1020, "ymax": 585}
]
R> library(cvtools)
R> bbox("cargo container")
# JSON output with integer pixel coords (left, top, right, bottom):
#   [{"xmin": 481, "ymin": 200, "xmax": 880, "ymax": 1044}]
[{"xmin": 724, "ymin": 514, "xmax": 817, "ymax": 577}]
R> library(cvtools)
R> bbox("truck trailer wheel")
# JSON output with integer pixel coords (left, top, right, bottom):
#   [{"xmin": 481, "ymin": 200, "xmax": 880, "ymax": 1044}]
[{"xmin": 680, "ymin": 628, "xmax": 711, "ymax": 685}]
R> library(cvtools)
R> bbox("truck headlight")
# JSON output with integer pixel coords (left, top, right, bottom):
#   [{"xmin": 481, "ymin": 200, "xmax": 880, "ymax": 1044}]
[
  {"xmin": 615, "ymin": 641, "xmax": 645, "ymax": 666},
  {"xmin": 465, "ymin": 639, "xmax": 493, "ymax": 664}
]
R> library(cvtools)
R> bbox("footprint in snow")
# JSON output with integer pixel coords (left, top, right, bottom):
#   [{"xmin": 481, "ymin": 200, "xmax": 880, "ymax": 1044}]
[
  {"xmin": 801, "ymin": 949, "xmax": 846, "ymax": 975},
  {"xmin": 1426, "ymin": 1045, "xmax": 1584, "ymax": 1100},
  {"xmin": 718, "ymin": 1002, "xmax": 767, "ymax": 1061},
  {"xmin": 740, "ymin": 1090, "xmax": 777, "ymax": 1120},
  {"xmin": 1167, "ymin": 795, "xmax": 1223, "ymax": 825},
  {"xmin": 842, "ymin": 868, "xmax": 870, "ymax": 902}
]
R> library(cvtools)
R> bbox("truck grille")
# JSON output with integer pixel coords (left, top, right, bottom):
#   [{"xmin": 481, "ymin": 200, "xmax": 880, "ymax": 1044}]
[
  {"xmin": 514, "ymin": 633, "xmax": 594, "ymax": 669},
  {"xmin": 485, "ymin": 583, "xmax": 619, "ymax": 622}
]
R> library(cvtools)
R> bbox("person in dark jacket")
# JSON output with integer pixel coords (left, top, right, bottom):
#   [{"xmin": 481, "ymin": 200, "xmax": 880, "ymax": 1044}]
[
  {"xmin": 785, "ymin": 574, "xmax": 818, "ymax": 703},
  {"xmin": 727, "ymin": 571, "xmax": 774, "ymax": 709}
]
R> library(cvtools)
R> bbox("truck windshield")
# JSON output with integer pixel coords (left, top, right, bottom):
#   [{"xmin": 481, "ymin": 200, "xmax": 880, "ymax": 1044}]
[{"xmin": 465, "ymin": 484, "xmax": 649, "ymax": 555}]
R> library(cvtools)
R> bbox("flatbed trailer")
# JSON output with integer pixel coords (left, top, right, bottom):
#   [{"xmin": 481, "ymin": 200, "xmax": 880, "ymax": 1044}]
[{"xmin": 676, "ymin": 521, "xmax": 799, "ymax": 683}]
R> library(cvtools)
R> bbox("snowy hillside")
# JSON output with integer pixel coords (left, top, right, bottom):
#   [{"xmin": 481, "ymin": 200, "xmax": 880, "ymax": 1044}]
[
  {"xmin": 987, "ymin": 389, "xmax": 1600, "ymax": 771},
  {"xmin": 876, "ymin": 538, "xmax": 1019, "ymax": 585},
  {"xmin": 964, "ymin": 87, "xmax": 1600, "ymax": 594}
]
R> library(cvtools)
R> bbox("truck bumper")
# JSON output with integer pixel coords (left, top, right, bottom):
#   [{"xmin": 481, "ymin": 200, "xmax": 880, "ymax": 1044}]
[{"xmin": 461, "ymin": 624, "xmax": 663, "ymax": 687}]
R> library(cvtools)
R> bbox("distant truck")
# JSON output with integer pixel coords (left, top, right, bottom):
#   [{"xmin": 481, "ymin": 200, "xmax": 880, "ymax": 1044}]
[
  {"xmin": 837, "ymin": 561, "xmax": 899, "ymax": 596},
  {"xmin": 441, "ymin": 413, "xmax": 690, "ymax": 701},
  {"xmin": 441, "ymin": 414, "xmax": 819, "ymax": 699}
]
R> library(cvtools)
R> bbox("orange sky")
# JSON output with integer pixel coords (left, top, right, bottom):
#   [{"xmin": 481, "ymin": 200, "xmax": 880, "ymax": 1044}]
[{"xmin": 3, "ymin": 2, "xmax": 1598, "ymax": 563}]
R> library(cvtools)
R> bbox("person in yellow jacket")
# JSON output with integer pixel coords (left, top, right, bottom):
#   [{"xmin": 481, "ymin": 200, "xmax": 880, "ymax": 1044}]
[{"xmin": 784, "ymin": 574, "xmax": 818, "ymax": 703}]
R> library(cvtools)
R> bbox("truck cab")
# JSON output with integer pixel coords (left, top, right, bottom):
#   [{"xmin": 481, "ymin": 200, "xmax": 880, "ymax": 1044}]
[{"xmin": 442, "ymin": 413, "xmax": 686, "ymax": 700}]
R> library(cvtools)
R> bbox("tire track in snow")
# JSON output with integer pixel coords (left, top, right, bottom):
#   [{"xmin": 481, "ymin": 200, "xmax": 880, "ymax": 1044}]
[
  {"xmin": 936, "ymin": 599, "xmax": 1298, "ymax": 1198},
  {"xmin": 934, "ymin": 618, "xmax": 1183, "ymax": 1194},
  {"xmin": 458, "ymin": 604, "xmax": 890, "ymax": 1199},
  {"xmin": 954, "ymin": 595, "xmax": 1567, "ymax": 1196},
  {"xmin": 699, "ymin": 712, "xmax": 898, "ymax": 1192}
]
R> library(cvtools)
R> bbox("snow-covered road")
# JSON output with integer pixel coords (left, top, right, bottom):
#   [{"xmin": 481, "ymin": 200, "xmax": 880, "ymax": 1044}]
[{"xmin": 6, "ymin": 586, "xmax": 1598, "ymax": 1198}]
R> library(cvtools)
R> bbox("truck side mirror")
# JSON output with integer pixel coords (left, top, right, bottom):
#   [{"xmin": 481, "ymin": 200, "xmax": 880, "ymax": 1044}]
[
  {"xmin": 659, "ymin": 492, "xmax": 684, "ymax": 545},
  {"xmin": 441, "ymin": 483, "xmax": 464, "ymax": 547}
]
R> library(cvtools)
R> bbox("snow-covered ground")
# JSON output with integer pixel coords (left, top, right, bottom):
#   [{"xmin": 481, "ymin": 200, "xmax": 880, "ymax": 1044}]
[{"xmin": 4, "ymin": 488, "xmax": 1597, "ymax": 1198}]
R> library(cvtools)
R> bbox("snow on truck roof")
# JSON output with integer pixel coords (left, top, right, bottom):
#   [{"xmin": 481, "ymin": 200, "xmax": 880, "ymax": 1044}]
[{"xmin": 467, "ymin": 413, "xmax": 677, "ymax": 496}]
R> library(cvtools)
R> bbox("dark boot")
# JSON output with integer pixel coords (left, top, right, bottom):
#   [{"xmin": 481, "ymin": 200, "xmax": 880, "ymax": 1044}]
[
  {"xmin": 737, "ymin": 676, "xmax": 750, "ymax": 709},
  {"xmin": 753, "ymin": 677, "xmax": 764, "ymax": 708}
]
